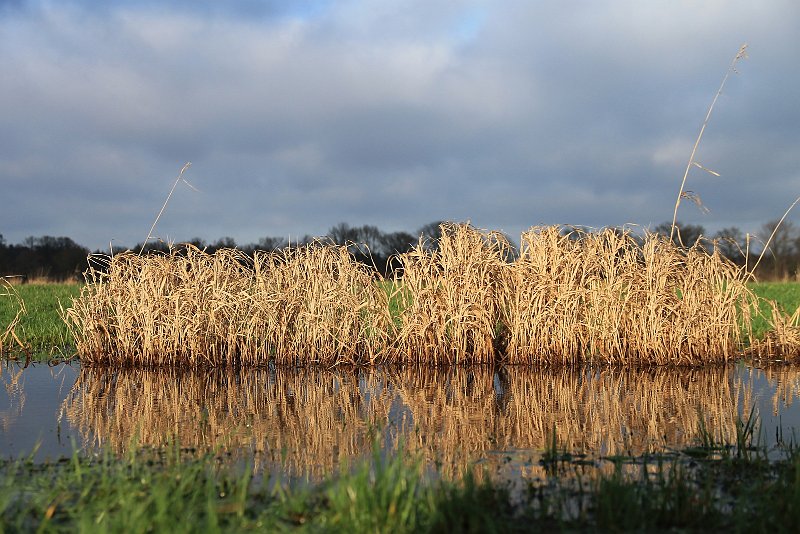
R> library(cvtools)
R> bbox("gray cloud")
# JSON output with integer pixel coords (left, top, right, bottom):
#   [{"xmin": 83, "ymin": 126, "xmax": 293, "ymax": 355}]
[{"xmin": 1, "ymin": 1, "xmax": 799, "ymax": 251}]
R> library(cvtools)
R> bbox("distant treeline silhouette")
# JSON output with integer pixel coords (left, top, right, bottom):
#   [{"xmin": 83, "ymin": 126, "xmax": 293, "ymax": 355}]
[
  {"xmin": 1, "ymin": 218, "xmax": 798, "ymax": 281},
  {"xmin": 0, "ymin": 235, "xmax": 90, "ymax": 282}
]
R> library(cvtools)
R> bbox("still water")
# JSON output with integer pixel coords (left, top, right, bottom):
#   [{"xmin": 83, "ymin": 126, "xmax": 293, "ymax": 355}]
[{"xmin": 2, "ymin": 362, "xmax": 800, "ymax": 482}]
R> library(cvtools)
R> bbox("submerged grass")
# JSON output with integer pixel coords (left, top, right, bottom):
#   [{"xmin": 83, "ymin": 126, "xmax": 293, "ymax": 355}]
[
  {"xmin": 3, "ymin": 422, "xmax": 800, "ymax": 533},
  {"xmin": 61, "ymin": 365, "xmax": 747, "ymax": 480},
  {"xmin": 59, "ymin": 222, "xmax": 800, "ymax": 367}
]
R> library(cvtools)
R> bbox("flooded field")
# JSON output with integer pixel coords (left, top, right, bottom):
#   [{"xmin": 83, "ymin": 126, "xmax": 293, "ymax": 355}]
[{"xmin": 3, "ymin": 362, "xmax": 800, "ymax": 484}]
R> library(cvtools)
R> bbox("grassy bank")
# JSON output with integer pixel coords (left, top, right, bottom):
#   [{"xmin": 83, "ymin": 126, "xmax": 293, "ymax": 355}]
[
  {"xmin": 2, "ymin": 427, "xmax": 800, "ymax": 532},
  {"xmin": 750, "ymin": 282, "xmax": 800, "ymax": 340},
  {"xmin": 0, "ymin": 282, "xmax": 80, "ymax": 357}
]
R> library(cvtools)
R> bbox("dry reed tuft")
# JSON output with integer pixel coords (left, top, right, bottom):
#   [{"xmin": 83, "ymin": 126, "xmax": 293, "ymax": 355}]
[
  {"xmin": 64, "ymin": 243, "xmax": 392, "ymax": 367},
  {"xmin": 502, "ymin": 227, "xmax": 755, "ymax": 365},
  {"xmin": 249, "ymin": 244, "xmax": 393, "ymax": 365},
  {"xmin": 65, "ymin": 222, "xmax": 798, "ymax": 366},
  {"xmin": 747, "ymin": 302, "xmax": 800, "ymax": 361},
  {"xmin": 0, "ymin": 278, "xmax": 27, "ymax": 355},
  {"xmin": 391, "ymin": 223, "xmax": 512, "ymax": 364}
]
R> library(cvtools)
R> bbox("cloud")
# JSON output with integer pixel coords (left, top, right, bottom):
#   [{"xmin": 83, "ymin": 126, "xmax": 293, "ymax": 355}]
[{"xmin": 1, "ymin": 1, "xmax": 799, "ymax": 250}]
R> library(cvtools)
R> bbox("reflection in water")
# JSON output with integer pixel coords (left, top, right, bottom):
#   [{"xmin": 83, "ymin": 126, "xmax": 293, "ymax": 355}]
[
  {"xmin": 62, "ymin": 365, "xmax": 758, "ymax": 481},
  {"xmin": 752, "ymin": 365, "xmax": 800, "ymax": 415},
  {"xmin": 1, "ymin": 363, "xmax": 80, "ymax": 459},
  {"xmin": 0, "ymin": 366, "xmax": 26, "ymax": 434}
]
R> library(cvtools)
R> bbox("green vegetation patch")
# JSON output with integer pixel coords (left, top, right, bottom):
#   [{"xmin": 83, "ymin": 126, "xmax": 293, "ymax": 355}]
[
  {"xmin": 3, "ymin": 436, "xmax": 800, "ymax": 532},
  {"xmin": 0, "ymin": 283, "xmax": 80, "ymax": 357},
  {"xmin": 750, "ymin": 282, "xmax": 800, "ymax": 340}
]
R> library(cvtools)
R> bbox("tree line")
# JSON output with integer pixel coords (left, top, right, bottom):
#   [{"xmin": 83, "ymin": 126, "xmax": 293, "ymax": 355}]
[{"xmin": 1, "ymin": 219, "xmax": 799, "ymax": 281}]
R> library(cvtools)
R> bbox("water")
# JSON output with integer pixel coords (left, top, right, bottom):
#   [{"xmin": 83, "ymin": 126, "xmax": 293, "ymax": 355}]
[
  {"xmin": 3, "ymin": 361, "xmax": 800, "ymax": 482},
  {"xmin": 0, "ymin": 363, "xmax": 80, "ymax": 459}
]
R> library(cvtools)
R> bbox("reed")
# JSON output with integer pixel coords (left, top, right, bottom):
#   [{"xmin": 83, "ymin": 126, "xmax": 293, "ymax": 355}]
[
  {"xmin": 391, "ymin": 223, "xmax": 512, "ymax": 364},
  {"xmin": 63, "ymin": 222, "xmax": 800, "ymax": 366},
  {"xmin": 746, "ymin": 301, "xmax": 800, "ymax": 361},
  {"xmin": 0, "ymin": 278, "xmax": 26, "ymax": 355},
  {"xmin": 64, "ymin": 243, "xmax": 392, "ymax": 367},
  {"xmin": 502, "ymin": 226, "xmax": 755, "ymax": 365}
]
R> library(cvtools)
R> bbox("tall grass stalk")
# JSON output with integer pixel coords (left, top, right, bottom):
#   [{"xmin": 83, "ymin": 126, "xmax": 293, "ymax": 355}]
[
  {"xmin": 0, "ymin": 278, "xmax": 26, "ymax": 354},
  {"xmin": 139, "ymin": 162, "xmax": 194, "ymax": 255},
  {"xmin": 670, "ymin": 43, "xmax": 748, "ymax": 245}
]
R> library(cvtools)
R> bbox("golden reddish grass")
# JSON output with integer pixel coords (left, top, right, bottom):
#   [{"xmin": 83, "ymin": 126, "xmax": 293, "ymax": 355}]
[
  {"xmin": 64, "ymin": 243, "xmax": 392, "ymax": 367},
  {"xmin": 63, "ymin": 222, "xmax": 800, "ymax": 367},
  {"xmin": 502, "ymin": 226, "xmax": 754, "ymax": 365},
  {"xmin": 0, "ymin": 278, "xmax": 26, "ymax": 354},
  {"xmin": 390, "ymin": 223, "xmax": 512, "ymax": 364}
]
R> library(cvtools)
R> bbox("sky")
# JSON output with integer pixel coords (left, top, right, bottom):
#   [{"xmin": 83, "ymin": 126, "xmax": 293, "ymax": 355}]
[{"xmin": 1, "ymin": 0, "xmax": 799, "ymax": 251}]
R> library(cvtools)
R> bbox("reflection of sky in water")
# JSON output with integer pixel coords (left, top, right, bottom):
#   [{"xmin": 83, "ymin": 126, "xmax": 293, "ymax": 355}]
[
  {"xmin": 736, "ymin": 364, "xmax": 800, "ymax": 445},
  {"xmin": 3, "ymin": 362, "xmax": 800, "ymax": 475},
  {"xmin": 0, "ymin": 363, "xmax": 80, "ymax": 460}
]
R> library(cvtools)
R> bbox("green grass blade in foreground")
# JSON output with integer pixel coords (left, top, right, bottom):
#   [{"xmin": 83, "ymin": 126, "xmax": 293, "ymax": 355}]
[{"xmin": 4, "ymin": 428, "xmax": 800, "ymax": 532}]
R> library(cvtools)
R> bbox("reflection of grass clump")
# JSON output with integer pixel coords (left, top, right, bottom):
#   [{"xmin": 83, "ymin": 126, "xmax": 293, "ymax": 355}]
[{"xmin": 63, "ymin": 365, "xmax": 747, "ymax": 480}]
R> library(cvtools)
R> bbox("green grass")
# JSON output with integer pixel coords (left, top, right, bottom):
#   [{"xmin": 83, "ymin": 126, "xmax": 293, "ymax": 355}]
[
  {"xmin": 0, "ymin": 283, "xmax": 81, "ymax": 356},
  {"xmin": 381, "ymin": 280, "xmax": 407, "ymax": 328},
  {"xmin": 3, "ymin": 427, "xmax": 800, "ymax": 532},
  {"xmin": 0, "ymin": 441, "xmax": 515, "ymax": 533},
  {"xmin": 750, "ymin": 282, "xmax": 800, "ymax": 340}
]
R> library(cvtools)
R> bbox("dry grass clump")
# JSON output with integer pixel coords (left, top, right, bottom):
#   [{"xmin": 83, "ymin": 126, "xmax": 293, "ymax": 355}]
[
  {"xmin": 502, "ymin": 227, "xmax": 755, "ymax": 365},
  {"xmin": 0, "ymin": 278, "xmax": 26, "ymax": 355},
  {"xmin": 249, "ymin": 244, "xmax": 392, "ymax": 365},
  {"xmin": 64, "ymin": 243, "xmax": 392, "ymax": 367},
  {"xmin": 65, "ymin": 222, "xmax": 773, "ymax": 366},
  {"xmin": 747, "ymin": 303, "xmax": 800, "ymax": 361},
  {"xmin": 391, "ymin": 223, "xmax": 512, "ymax": 364},
  {"xmin": 388, "ymin": 223, "xmax": 755, "ymax": 365}
]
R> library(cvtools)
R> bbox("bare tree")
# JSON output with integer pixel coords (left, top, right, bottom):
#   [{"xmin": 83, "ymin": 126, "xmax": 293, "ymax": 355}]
[
  {"xmin": 256, "ymin": 236, "xmax": 288, "ymax": 251},
  {"xmin": 379, "ymin": 231, "xmax": 416, "ymax": 256},
  {"xmin": 416, "ymin": 221, "xmax": 450, "ymax": 251},
  {"xmin": 712, "ymin": 227, "xmax": 747, "ymax": 263},
  {"xmin": 653, "ymin": 221, "xmax": 706, "ymax": 248},
  {"xmin": 759, "ymin": 219, "xmax": 797, "ymax": 279},
  {"xmin": 327, "ymin": 222, "xmax": 359, "ymax": 245}
]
